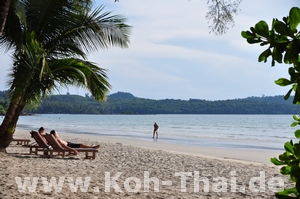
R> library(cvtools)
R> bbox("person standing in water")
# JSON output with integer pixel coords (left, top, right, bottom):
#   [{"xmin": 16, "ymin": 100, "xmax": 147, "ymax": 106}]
[{"xmin": 153, "ymin": 122, "xmax": 159, "ymax": 138}]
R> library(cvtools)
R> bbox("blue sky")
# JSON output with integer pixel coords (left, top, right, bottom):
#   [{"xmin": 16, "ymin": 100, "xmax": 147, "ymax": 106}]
[{"xmin": 0, "ymin": 0, "xmax": 298, "ymax": 100}]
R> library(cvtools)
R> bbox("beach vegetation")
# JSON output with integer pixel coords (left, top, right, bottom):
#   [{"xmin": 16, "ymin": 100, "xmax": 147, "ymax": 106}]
[
  {"xmin": 5, "ymin": 92, "xmax": 300, "ymax": 114},
  {"xmin": 242, "ymin": 7, "xmax": 300, "ymax": 198},
  {"xmin": 0, "ymin": 0, "xmax": 11, "ymax": 36},
  {"xmin": 0, "ymin": 0, "xmax": 130, "ymax": 151},
  {"xmin": 29, "ymin": 94, "xmax": 300, "ymax": 114},
  {"xmin": 205, "ymin": 0, "xmax": 241, "ymax": 35},
  {"xmin": 0, "ymin": 104, "xmax": 5, "ymax": 115}
]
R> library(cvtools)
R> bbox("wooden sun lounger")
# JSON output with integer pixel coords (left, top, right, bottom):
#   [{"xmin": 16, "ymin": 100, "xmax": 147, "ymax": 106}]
[
  {"xmin": 11, "ymin": 138, "xmax": 31, "ymax": 145},
  {"xmin": 22, "ymin": 131, "xmax": 72, "ymax": 157},
  {"xmin": 22, "ymin": 131, "xmax": 51, "ymax": 155},
  {"xmin": 44, "ymin": 134, "xmax": 98, "ymax": 159}
]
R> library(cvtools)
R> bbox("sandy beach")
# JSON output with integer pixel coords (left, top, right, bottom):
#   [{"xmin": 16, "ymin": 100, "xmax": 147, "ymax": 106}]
[{"xmin": 0, "ymin": 129, "xmax": 293, "ymax": 198}]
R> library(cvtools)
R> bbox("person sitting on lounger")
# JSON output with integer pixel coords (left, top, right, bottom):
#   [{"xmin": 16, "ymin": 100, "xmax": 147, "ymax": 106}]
[
  {"xmin": 30, "ymin": 127, "xmax": 48, "ymax": 145},
  {"xmin": 50, "ymin": 130, "xmax": 100, "ymax": 149},
  {"xmin": 38, "ymin": 127, "xmax": 47, "ymax": 142}
]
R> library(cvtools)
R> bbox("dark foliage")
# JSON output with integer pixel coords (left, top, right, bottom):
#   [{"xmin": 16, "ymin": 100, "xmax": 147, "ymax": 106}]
[{"xmin": 5, "ymin": 91, "xmax": 298, "ymax": 114}]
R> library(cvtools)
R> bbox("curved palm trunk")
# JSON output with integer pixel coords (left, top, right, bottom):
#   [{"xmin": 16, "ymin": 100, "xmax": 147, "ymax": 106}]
[
  {"xmin": 0, "ymin": 98, "xmax": 24, "ymax": 152},
  {"xmin": 0, "ymin": 0, "xmax": 11, "ymax": 36}
]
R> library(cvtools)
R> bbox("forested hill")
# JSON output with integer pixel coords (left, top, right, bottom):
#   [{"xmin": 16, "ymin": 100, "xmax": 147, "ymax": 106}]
[{"xmin": 0, "ymin": 91, "xmax": 300, "ymax": 114}]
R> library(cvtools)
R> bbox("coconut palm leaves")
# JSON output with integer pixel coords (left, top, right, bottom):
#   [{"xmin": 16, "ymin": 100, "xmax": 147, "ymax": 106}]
[
  {"xmin": 1, "ymin": 0, "xmax": 130, "ymax": 101},
  {"xmin": 0, "ymin": 0, "xmax": 130, "ymax": 147}
]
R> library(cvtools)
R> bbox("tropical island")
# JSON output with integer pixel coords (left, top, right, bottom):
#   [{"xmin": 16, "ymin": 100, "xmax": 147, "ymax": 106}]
[{"xmin": 0, "ymin": 90, "xmax": 299, "ymax": 115}]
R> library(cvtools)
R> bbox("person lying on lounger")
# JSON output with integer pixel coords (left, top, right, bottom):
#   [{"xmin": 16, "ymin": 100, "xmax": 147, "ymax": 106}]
[{"xmin": 50, "ymin": 130, "xmax": 100, "ymax": 149}]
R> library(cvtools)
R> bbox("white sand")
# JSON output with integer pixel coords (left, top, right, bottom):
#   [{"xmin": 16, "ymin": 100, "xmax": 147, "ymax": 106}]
[
  {"xmin": 75, "ymin": 133, "xmax": 280, "ymax": 165},
  {"xmin": 0, "ymin": 129, "xmax": 293, "ymax": 198}
]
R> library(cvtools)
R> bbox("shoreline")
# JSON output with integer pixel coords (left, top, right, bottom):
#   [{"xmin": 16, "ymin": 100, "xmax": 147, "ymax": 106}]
[
  {"xmin": 14, "ymin": 128, "xmax": 282, "ymax": 164},
  {"xmin": 62, "ymin": 131, "xmax": 281, "ymax": 165},
  {"xmin": 16, "ymin": 114, "xmax": 293, "ymax": 153}
]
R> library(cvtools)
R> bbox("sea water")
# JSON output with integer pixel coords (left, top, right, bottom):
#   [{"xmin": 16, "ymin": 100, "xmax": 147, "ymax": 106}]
[{"xmin": 15, "ymin": 114, "xmax": 298, "ymax": 151}]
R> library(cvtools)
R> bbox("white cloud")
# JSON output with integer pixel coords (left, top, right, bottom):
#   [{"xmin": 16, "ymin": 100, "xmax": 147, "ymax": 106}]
[{"xmin": 0, "ymin": 0, "xmax": 297, "ymax": 100}]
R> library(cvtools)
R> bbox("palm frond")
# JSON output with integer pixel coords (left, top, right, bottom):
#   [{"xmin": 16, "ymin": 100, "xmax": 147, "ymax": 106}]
[
  {"xmin": 49, "ymin": 58, "xmax": 111, "ymax": 101},
  {"xmin": 3, "ymin": 0, "xmax": 130, "ymax": 105}
]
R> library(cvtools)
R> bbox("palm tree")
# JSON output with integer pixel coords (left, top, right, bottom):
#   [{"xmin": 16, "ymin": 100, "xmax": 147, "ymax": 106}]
[
  {"xmin": 0, "ymin": 0, "xmax": 130, "ymax": 151},
  {"xmin": 0, "ymin": 0, "xmax": 12, "ymax": 36}
]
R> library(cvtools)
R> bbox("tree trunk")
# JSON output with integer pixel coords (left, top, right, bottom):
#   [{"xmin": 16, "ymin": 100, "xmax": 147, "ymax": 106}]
[
  {"xmin": 0, "ymin": 132, "xmax": 13, "ymax": 152},
  {"xmin": 0, "ymin": 98, "xmax": 24, "ymax": 151},
  {"xmin": 0, "ymin": 0, "xmax": 12, "ymax": 36}
]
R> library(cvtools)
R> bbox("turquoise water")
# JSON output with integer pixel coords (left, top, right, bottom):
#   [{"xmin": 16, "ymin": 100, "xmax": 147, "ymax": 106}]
[{"xmin": 15, "ymin": 114, "xmax": 297, "ymax": 151}]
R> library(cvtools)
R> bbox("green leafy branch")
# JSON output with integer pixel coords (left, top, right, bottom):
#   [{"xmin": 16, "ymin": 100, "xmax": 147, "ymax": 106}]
[
  {"xmin": 271, "ymin": 115, "xmax": 300, "ymax": 198},
  {"xmin": 242, "ymin": 7, "xmax": 300, "ymax": 198},
  {"xmin": 241, "ymin": 7, "xmax": 300, "ymax": 104}
]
